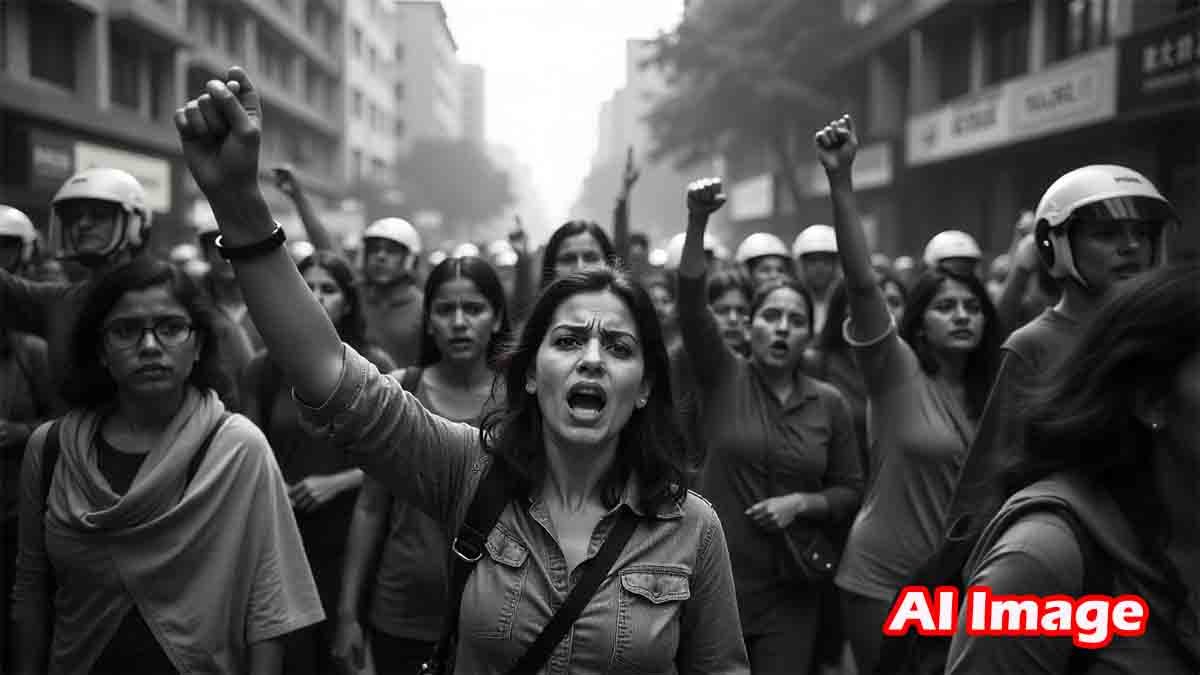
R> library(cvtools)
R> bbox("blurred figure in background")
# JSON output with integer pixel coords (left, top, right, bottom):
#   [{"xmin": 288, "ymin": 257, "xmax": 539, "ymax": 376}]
[
  {"xmin": 735, "ymin": 232, "xmax": 792, "ymax": 290},
  {"xmin": 539, "ymin": 219, "xmax": 614, "ymax": 288},
  {"xmin": 359, "ymin": 218, "xmax": 425, "ymax": 368},
  {"xmin": 239, "ymin": 251, "xmax": 396, "ymax": 675},
  {"xmin": 792, "ymin": 225, "xmax": 841, "ymax": 334}
]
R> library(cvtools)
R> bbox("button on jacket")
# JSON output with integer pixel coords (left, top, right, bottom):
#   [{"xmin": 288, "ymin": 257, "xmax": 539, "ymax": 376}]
[{"xmin": 297, "ymin": 345, "xmax": 750, "ymax": 674}]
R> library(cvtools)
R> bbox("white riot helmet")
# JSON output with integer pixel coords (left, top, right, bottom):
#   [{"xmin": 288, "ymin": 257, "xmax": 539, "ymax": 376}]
[
  {"xmin": 49, "ymin": 168, "xmax": 150, "ymax": 263},
  {"xmin": 1034, "ymin": 165, "xmax": 1176, "ymax": 286},
  {"xmin": 664, "ymin": 232, "xmax": 719, "ymax": 270},
  {"xmin": 648, "ymin": 248, "xmax": 668, "ymax": 267},
  {"xmin": 923, "ymin": 230, "xmax": 982, "ymax": 268},
  {"xmin": 452, "ymin": 242, "xmax": 481, "ymax": 259},
  {"xmin": 0, "ymin": 205, "xmax": 38, "ymax": 267},
  {"xmin": 735, "ymin": 233, "xmax": 789, "ymax": 265},
  {"xmin": 363, "ymin": 217, "xmax": 422, "ymax": 255},
  {"xmin": 792, "ymin": 225, "xmax": 838, "ymax": 257},
  {"xmin": 487, "ymin": 239, "xmax": 518, "ymax": 268}
]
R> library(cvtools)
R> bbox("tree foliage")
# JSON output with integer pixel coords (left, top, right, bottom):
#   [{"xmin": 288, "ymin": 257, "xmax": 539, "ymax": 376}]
[
  {"xmin": 646, "ymin": 0, "xmax": 851, "ymax": 208},
  {"xmin": 394, "ymin": 138, "xmax": 513, "ymax": 239}
]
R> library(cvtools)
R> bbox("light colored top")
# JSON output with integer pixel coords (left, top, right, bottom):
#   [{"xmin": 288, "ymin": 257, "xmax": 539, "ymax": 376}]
[
  {"xmin": 296, "ymin": 344, "xmax": 750, "ymax": 674},
  {"xmin": 834, "ymin": 319, "xmax": 975, "ymax": 601},
  {"xmin": 11, "ymin": 389, "xmax": 324, "ymax": 673}
]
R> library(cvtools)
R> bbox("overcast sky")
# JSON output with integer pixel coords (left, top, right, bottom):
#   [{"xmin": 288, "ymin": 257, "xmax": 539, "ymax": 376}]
[{"xmin": 441, "ymin": 0, "xmax": 684, "ymax": 227}]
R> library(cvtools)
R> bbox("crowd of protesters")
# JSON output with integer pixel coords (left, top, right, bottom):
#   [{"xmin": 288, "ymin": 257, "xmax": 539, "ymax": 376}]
[{"xmin": 0, "ymin": 67, "xmax": 1196, "ymax": 675}]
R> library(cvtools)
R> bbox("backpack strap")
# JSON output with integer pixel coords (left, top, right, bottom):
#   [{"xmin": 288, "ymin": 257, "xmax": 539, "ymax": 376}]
[
  {"xmin": 1040, "ymin": 505, "xmax": 1112, "ymax": 673},
  {"xmin": 421, "ymin": 455, "xmax": 512, "ymax": 675}
]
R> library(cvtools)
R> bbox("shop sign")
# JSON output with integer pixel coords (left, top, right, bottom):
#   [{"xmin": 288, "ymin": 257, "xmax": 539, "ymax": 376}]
[
  {"xmin": 906, "ymin": 88, "xmax": 1010, "ymax": 166},
  {"xmin": 1011, "ymin": 46, "xmax": 1117, "ymax": 141},
  {"xmin": 74, "ymin": 141, "xmax": 172, "ymax": 212},
  {"xmin": 29, "ymin": 130, "xmax": 75, "ymax": 190},
  {"xmin": 801, "ymin": 142, "xmax": 893, "ymax": 196},
  {"xmin": 730, "ymin": 173, "xmax": 774, "ymax": 220},
  {"xmin": 1117, "ymin": 10, "xmax": 1200, "ymax": 115}
]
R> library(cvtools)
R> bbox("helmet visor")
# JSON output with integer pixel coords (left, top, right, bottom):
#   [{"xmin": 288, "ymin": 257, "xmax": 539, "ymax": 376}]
[
  {"xmin": 0, "ymin": 236, "xmax": 23, "ymax": 271},
  {"xmin": 1071, "ymin": 196, "xmax": 1177, "ymax": 227},
  {"xmin": 53, "ymin": 199, "xmax": 125, "ymax": 258}
]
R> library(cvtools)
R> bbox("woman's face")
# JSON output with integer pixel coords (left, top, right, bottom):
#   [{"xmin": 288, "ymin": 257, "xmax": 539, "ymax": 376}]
[
  {"xmin": 881, "ymin": 280, "xmax": 906, "ymax": 324},
  {"xmin": 922, "ymin": 279, "xmax": 985, "ymax": 353},
  {"xmin": 749, "ymin": 287, "xmax": 811, "ymax": 372},
  {"xmin": 99, "ymin": 284, "xmax": 200, "ymax": 400},
  {"xmin": 304, "ymin": 265, "xmax": 349, "ymax": 324},
  {"xmin": 428, "ymin": 276, "xmax": 499, "ymax": 364},
  {"xmin": 709, "ymin": 288, "xmax": 750, "ymax": 351},
  {"xmin": 529, "ymin": 290, "xmax": 650, "ymax": 453},
  {"xmin": 553, "ymin": 233, "xmax": 606, "ymax": 279},
  {"xmin": 648, "ymin": 284, "xmax": 676, "ymax": 334}
]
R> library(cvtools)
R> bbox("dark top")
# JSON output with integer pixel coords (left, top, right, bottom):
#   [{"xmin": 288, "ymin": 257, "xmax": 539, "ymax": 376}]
[
  {"xmin": 676, "ymin": 273, "xmax": 863, "ymax": 634},
  {"xmin": 1, "ymin": 331, "xmax": 52, "ymax": 522},
  {"xmin": 942, "ymin": 307, "xmax": 1082, "ymax": 540},
  {"xmin": 91, "ymin": 434, "xmax": 178, "ymax": 674}
]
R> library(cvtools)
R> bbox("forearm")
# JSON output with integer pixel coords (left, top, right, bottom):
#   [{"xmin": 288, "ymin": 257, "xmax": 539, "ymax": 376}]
[
  {"xmin": 248, "ymin": 638, "xmax": 284, "ymax": 675},
  {"xmin": 336, "ymin": 468, "xmax": 365, "ymax": 493},
  {"xmin": 338, "ymin": 490, "xmax": 388, "ymax": 620},
  {"xmin": 996, "ymin": 265, "xmax": 1033, "ymax": 335},
  {"xmin": 613, "ymin": 197, "xmax": 629, "ymax": 264},
  {"xmin": 679, "ymin": 212, "xmax": 710, "ymax": 280},
  {"xmin": 827, "ymin": 172, "xmax": 892, "ymax": 341},
  {"xmin": 292, "ymin": 190, "xmax": 336, "ymax": 253},
  {"xmin": 213, "ymin": 192, "xmax": 343, "ymax": 406}
]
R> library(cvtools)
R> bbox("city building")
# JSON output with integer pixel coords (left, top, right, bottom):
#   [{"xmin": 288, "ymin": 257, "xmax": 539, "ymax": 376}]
[
  {"xmin": 184, "ymin": 0, "xmax": 345, "ymax": 240},
  {"xmin": 392, "ymin": 0, "xmax": 461, "ymax": 155},
  {"xmin": 0, "ymin": 0, "xmax": 194, "ymax": 249},
  {"xmin": 460, "ymin": 62, "xmax": 485, "ymax": 145},
  {"xmin": 344, "ymin": 0, "xmax": 401, "ymax": 188},
  {"xmin": 723, "ymin": 0, "xmax": 1200, "ymax": 260}
]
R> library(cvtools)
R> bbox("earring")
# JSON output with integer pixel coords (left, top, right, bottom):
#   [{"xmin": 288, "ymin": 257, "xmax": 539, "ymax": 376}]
[
  {"xmin": 525, "ymin": 381, "xmax": 536, "ymax": 394},
  {"xmin": 636, "ymin": 398, "xmax": 647, "ymax": 409},
  {"xmin": 1151, "ymin": 421, "xmax": 1162, "ymax": 432}
]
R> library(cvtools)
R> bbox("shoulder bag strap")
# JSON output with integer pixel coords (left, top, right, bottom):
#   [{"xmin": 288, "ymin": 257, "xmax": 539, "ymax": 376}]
[
  {"xmin": 507, "ymin": 508, "xmax": 639, "ymax": 675},
  {"xmin": 40, "ymin": 419, "xmax": 63, "ymax": 640},
  {"xmin": 424, "ymin": 455, "xmax": 513, "ymax": 673}
]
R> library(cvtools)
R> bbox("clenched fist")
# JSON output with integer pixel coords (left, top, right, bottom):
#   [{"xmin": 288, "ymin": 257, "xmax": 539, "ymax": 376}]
[
  {"xmin": 174, "ymin": 67, "xmax": 270, "ymax": 243},
  {"xmin": 687, "ymin": 178, "xmax": 726, "ymax": 216},
  {"xmin": 815, "ymin": 114, "xmax": 859, "ymax": 175}
]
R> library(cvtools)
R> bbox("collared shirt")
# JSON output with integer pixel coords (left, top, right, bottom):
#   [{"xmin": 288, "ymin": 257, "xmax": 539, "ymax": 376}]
[
  {"xmin": 359, "ymin": 283, "xmax": 424, "ymax": 368},
  {"xmin": 676, "ymin": 273, "xmax": 863, "ymax": 634},
  {"xmin": 296, "ymin": 345, "xmax": 750, "ymax": 674}
]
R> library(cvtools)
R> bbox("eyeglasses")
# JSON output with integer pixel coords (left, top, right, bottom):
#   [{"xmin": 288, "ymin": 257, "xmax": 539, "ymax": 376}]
[{"xmin": 102, "ymin": 317, "xmax": 194, "ymax": 350}]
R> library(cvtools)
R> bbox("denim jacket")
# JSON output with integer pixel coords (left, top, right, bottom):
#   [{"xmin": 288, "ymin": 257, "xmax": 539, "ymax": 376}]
[{"xmin": 297, "ymin": 345, "xmax": 750, "ymax": 674}]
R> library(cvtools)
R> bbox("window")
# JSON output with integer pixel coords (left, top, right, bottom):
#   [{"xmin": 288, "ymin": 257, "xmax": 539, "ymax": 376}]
[
  {"xmin": 353, "ymin": 89, "xmax": 364, "ymax": 118},
  {"xmin": 394, "ymin": 43, "xmax": 405, "ymax": 62},
  {"xmin": 111, "ymin": 40, "xmax": 141, "ymax": 110},
  {"xmin": 368, "ymin": 46, "xmax": 378, "ymax": 73},
  {"xmin": 149, "ymin": 54, "xmax": 167, "ymax": 120},
  {"xmin": 1048, "ymin": 0, "xmax": 1110, "ymax": 63},
  {"xmin": 208, "ymin": 6, "xmax": 222, "ymax": 46},
  {"xmin": 226, "ymin": 11, "xmax": 242, "ymax": 59},
  {"xmin": 29, "ymin": 3, "xmax": 76, "ymax": 89},
  {"xmin": 352, "ymin": 149, "xmax": 363, "ymax": 182},
  {"xmin": 934, "ymin": 19, "xmax": 972, "ymax": 101},
  {"xmin": 394, "ymin": 82, "xmax": 405, "ymax": 101},
  {"xmin": 985, "ymin": 0, "xmax": 1030, "ymax": 84},
  {"xmin": 395, "ymin": 118, "xmax": 406, "ymax": 139},
  {"xmin": 352, "ymin": 26, "xmax": 363, "ymax": 58}
]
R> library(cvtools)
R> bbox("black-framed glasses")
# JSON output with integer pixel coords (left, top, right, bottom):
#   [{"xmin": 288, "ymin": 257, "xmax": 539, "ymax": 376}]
[{"xmin": 102, "ymin": 317, "xmax": 194, "ymax": 350}]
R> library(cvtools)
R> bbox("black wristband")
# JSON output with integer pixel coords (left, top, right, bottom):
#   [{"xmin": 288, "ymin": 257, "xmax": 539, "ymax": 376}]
[{"xmin": 215, "ymin": 225, "xmax": 287, "ymax": 261}]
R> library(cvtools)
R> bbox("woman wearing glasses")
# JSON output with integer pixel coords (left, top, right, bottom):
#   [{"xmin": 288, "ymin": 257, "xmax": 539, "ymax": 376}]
[{"xmin": 11, "ymin": 258, "xmax": 322, "ymax": 674}]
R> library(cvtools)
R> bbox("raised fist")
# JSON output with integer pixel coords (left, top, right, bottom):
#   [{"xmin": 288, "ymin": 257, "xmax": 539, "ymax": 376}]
[
  {"xmin": 687, "ymin": 178, "xmax": 726, "ymax": 216},
  {"xmin": 272, "ymin": 165, "xmax": 301, "ymax": 199},
  {"xmin": 815, "ymin": 114, "xmax": 859, "ymax": 174},
  {"xmin": 621, "ymin": 147, "xmax": 641, "ymax": 196},
  {"xmin": 174, "ymin": 68, "xmax": 265, "ymax": 227}
]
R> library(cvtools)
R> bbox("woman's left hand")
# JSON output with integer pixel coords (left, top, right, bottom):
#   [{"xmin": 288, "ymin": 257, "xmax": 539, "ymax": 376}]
[
  {"xmin": 745, "ymin": 494, "xmax": 807, "ymax": 531},
  {"xmin": 289, "ymin": 475, "xmax": 346, "ymax": 513}
]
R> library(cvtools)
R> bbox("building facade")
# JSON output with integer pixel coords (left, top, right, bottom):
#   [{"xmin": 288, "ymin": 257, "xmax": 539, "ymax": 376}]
[
  {"xmin": 343, "ymin": 0, "xmax": 401, "ymax": 189},
  {"xmin": 460, "ymin": 62, "xmax": 485, "ymax": 145},
  {"xmin": 392, "ymin": 0, "xmax": 461, "ymax": 155},
  {"xmin": 724, "ymin": 0, "xmax": 1200, "ymax": 260}
]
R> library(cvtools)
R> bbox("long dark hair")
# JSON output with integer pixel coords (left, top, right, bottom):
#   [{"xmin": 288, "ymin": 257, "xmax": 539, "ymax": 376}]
[
  {"xmin": 418, "ymin": 256, "xmax": 511, "ymax": 367},
  {"xmin": 705, "ymin": 266, "xmax": 753, "ymax": 306},
  {"xmin": 819, "ymin": 274, "xmax": 908, "ymax": 353},
  {"xmin": 749, "ymin": 278, "xmax": 815, "ymax": 335},
  {"xmin": 299, "ymin": 251, "xmax": 368, "ymax": 350},
  {"xmin": 898, "ymin": 270, "xmax": 1001, "ymax": 418},
  {"xmin": 62, "ymin": 257, "xmax": 233, "ymax": 408},
  {"xmin": 481, "ymin": 267, "xmax": 688, "ymax": 513},
  {"xmin": 1009, "ymin": 262, "xmax": 1200, "ymax": 625},
  {"xmin": 539, "ymin": 220, "xmax": 615, "ymax": 288}
]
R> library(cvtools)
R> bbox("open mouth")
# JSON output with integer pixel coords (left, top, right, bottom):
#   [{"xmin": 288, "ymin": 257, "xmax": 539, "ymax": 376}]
[
  {"xmin": 767, "ymin": 340, "xmax": 789, "ymax": 357},
  {"xmin": 949, "ymin": 329, "xmax": 974, "ymax": 340},
  {"xmin": 566, "ymin": 382, "xmax": 608, "ymax": 418},
  {"xmin": 447, "ymin": 337, "xmax": 474, "ymax": 349}
]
